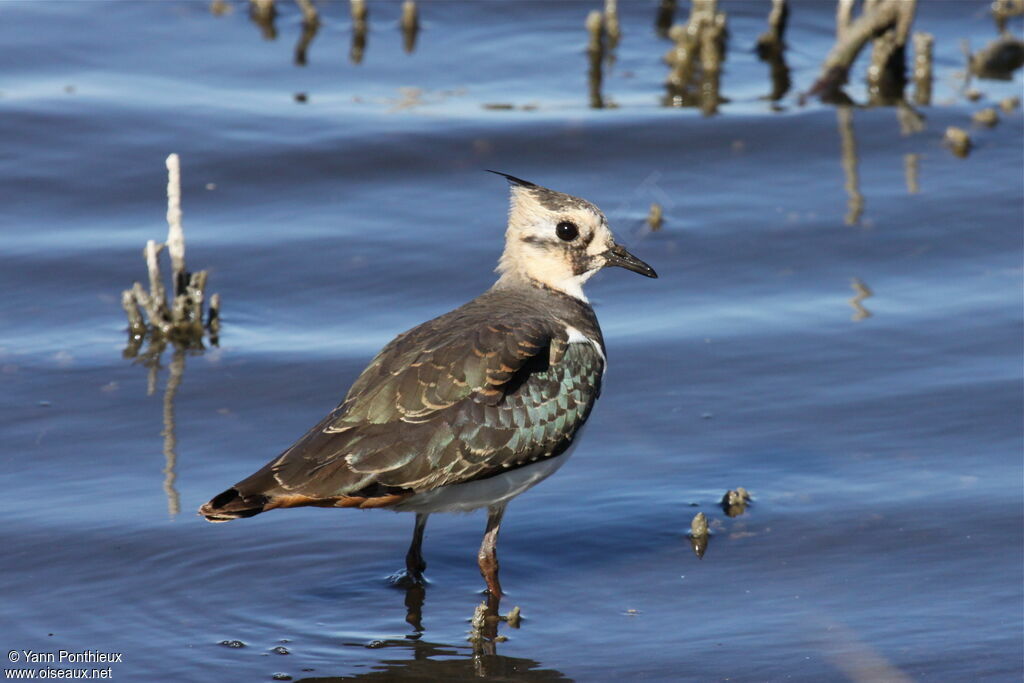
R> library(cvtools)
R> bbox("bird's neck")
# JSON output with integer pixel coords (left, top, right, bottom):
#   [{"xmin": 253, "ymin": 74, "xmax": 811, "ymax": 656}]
[{"xmin": 493, "ymin": 268, "xmax": 590, "ymax": 303}]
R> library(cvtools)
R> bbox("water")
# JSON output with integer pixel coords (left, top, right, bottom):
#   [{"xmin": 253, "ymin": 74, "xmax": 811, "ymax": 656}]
[{"xmin": 1, "ymin": 1, "xmax": 1021, "ymax": 680}]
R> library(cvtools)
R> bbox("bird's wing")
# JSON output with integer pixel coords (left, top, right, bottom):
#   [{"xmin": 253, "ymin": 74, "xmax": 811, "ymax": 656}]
[{"xmin": 253, "ymin": 311, "xmax": 602, "ymax": 500}]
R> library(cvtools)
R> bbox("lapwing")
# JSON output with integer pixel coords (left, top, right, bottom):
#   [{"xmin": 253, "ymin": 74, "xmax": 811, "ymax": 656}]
[{"xmin": 199, "ymin": 173, "xmax": 657, "ymax": 596}]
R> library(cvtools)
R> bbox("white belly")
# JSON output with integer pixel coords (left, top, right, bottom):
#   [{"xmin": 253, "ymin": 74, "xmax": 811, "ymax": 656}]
[{"xmin": 393, "ymin": 438, "xmax": 581, "ymax": 514}]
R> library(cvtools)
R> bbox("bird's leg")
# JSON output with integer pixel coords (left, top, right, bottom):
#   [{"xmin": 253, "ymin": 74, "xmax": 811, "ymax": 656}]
[
  {"xmin": 478, "ymin": 502, "xmax": 507, "ymax": 598},
  {"xmin": 405, "ymin": 512, "xmax": 429, "ymax": 583}
]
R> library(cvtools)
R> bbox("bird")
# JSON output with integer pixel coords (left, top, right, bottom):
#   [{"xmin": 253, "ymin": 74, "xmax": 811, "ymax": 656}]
[{"xmin": 199, "ymin": 172, "xmax": 657, "ymax": 596}]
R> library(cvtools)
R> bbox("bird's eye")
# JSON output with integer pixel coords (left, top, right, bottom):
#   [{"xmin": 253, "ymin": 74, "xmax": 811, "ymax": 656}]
[{"xmin": 556, "ymin": 221, "xmax": 579, "ymax": 241}]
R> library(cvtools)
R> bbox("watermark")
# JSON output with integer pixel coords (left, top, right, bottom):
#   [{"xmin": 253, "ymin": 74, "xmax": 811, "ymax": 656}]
[{"xmin": 5, "ymin": 651, "xmax": 123, "ymax": 679}]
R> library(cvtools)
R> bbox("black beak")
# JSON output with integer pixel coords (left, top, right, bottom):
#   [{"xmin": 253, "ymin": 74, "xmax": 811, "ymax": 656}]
[{"xmin": 603, "ymin": 244, "xmax": 658, "ymax": 278}]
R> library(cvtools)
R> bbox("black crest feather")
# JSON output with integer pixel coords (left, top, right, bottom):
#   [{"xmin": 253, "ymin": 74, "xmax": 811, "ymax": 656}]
[{"xmin": 486, "ymin": 170, "xmax": 537, "ymax": 188}]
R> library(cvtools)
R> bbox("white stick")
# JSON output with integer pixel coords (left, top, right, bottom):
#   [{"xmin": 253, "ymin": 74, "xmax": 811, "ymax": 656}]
[{"xmin": 165, "ymin": 154, "xmax": 185, "ymax": 294}]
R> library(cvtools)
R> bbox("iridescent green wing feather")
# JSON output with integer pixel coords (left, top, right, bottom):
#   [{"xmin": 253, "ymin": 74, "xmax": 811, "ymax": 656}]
[{"xmin": 262, "ymin": 303, "xmax": 600, "ymax": 498}]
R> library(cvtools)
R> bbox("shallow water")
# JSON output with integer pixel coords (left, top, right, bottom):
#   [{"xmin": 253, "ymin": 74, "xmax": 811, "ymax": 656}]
[{"xmin": 1, "ymin": 1, "xmax": 1022, "ymax": 681}]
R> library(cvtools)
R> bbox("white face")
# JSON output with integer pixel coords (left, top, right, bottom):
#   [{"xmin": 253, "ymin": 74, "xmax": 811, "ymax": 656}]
[{"xmin": 497, "ymin": 185, "xmax": 617, "ymax": 300}]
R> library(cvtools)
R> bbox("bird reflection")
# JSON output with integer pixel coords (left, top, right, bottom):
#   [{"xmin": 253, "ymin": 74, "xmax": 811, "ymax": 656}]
[
  {"xmin": 294, "ymin": 585, "xmax": 557, "ymax": 681},
  {"xmin": 296, "ymin": 642, "xmax": 565, "ymax": 681}
]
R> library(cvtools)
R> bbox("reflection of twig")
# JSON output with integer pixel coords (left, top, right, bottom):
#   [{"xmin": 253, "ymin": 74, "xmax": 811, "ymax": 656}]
[
  {"xmin": 162, "ymin": 349, "xmax": 185, "ymax": 516},
  {"xmin": 837, "ymin": 106, "xmax": 864, "ymax": 226},
  {"xmin": 294, "ymin": 0, "xmax": 320, "ymax": 66},
  {"xmin": 904, "ymin": 153, "xmax": 920, "ymax": 194},
  {"xmin": 895, "ymin": 100, "xmax": 924, "ymax": 136},
  {"xmin": 249, "ymin": 0, "xmax": 277, "ymax": 40},
  {"xmin": 400, "ymin": 0, "xmax": 419, "ymax": 54},
  {"xmin": 756, "ymin": 0, "xmax": 791, "ymax": 102},
  {"xmin": 604, "ymin": 0, "xmax": 620, "ymax": 58},
  {"xmin": 147, "ymin": 361, "xmax": 159, "ymax": 397},
  {"xmin": 351, "ymin": 0, "xmax": 368, "ymax": 65},
  {"xmin": 586, "ymin": 10, "xmax": 605, "ymax": 109},
  {"xmin": 210, "ymin": 0, "xmax": 232, "ymax": 16},
  {"xmin": 912, "ymin": 32, "xmax": 934, "ymax": 106},
  {"xmin": 849, "ymin": 278, "xmax": 873, "ymax": 321},
  {"xmin": 655, "ymin": 0, "xmax": 676, "ymax": 37}
]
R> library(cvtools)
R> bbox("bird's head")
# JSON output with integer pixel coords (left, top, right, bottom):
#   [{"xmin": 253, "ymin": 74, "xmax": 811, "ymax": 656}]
[{"xmin": 491, "ymin": 172, "xmax": 657, "ymax": 301}]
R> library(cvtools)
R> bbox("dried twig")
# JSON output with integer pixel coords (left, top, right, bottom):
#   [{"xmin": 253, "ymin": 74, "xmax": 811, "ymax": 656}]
[
  {"xmin": 807, "ymin": 0, "xmax": 907, "ymax": 103},
  {"xmin": 121, "ymin": 154, "xmax": 219, "ymax": 350}
]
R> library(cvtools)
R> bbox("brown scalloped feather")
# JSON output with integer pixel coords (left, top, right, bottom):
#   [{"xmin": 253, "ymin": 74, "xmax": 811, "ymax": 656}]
[{"xmin": 199, "ymin": 284, "xmax": 605, "ymax": 521}]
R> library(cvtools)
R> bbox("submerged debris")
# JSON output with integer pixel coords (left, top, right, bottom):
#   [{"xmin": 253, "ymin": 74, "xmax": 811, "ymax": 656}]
[
  {"xmin": 467, "ymin": 602, "xmax": 490, "ymax": 644},
  {"xmin": 721, "ymin": 487, "xmax": 752, "ymax": 517},
  {"xmin": 944, "ymin": 126, "xmax": 972, "ymax": 158},
  {"xmin": 647, "ymin": 203, "xmax": 664, "ymax": 231},
  {"xmin": 968, "ymin": 35, "xmax": 1024, "ymax": 80},
  {"xmin": 689, "ymin": 512, "xmax": 709, "ymax": 559},
  {"xmin": 973, "ymin": 107, "xmax": 999, "ymax": 126},
  {"xmin": 1000, "ymin": 96, "xmax": 1021, "ymax": 112}
]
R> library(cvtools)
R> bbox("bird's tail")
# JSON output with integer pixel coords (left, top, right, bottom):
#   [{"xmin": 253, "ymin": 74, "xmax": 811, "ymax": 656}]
[{"xmin": 199, "ymin": 487, "xmax": 270, "ymax": 523}]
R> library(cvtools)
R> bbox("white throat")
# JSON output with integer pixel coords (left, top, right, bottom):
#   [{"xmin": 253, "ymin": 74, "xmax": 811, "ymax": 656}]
[{"xmin": 496, "ymin": 268, "xmax": 595, "ymax": 302}]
